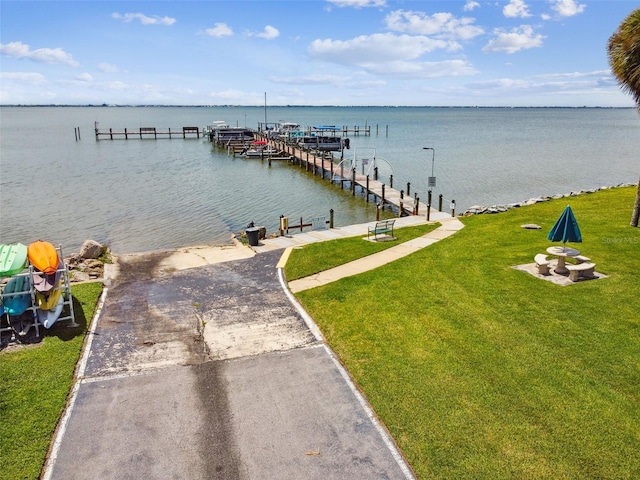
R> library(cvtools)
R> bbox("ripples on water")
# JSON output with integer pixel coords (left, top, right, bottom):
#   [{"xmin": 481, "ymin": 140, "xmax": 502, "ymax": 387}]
[{"xmin": 0, "ymin": 106, "xmax": 637, "ymax": 253}]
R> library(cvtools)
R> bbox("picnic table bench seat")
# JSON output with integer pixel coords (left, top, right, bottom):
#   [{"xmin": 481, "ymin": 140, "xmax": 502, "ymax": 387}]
[
  {"xmin": 368, "ymin": 219, "xmax": 396, "ymax": 241},
  {"xmin": 534, "ymin": 253, "xmax": 551, "ymax": 275},
  {"xmin": 574, "ymin": 255, "xmax": 591, "ymax": 264},
  {"xmin": 566, "ymin": 262, "xmax": 596, "ymax": 281}
]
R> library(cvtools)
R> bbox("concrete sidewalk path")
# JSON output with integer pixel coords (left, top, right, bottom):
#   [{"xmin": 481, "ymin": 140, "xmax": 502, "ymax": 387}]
[
  {"xmin": 287, "ymin": 216, "xmax": 465, "ymax": 293},
  {"xmin": 251, "ymin": 209, "xmax": 455, "ymax": 253}
]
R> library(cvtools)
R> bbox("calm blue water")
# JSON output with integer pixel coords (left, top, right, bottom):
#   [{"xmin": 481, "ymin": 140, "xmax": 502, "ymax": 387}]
[{"xmin": 0, "ymin": 106, "xmax": 637, "ymax": 254}]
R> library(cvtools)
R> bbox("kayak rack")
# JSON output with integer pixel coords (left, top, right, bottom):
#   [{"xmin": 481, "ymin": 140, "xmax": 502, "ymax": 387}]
[{"xmin": 1, "ymin": 245, "xmax": 77, "ymax": 345}]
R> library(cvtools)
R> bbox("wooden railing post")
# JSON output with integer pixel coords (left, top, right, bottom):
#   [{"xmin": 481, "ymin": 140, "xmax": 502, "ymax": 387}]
[
  {"xmin": 366, "ymin": 175, "xmax": 370, "ymax": 202},
  {"xmin": 351, "ymin": 168, "xmax": 356, "ymax": 196}
]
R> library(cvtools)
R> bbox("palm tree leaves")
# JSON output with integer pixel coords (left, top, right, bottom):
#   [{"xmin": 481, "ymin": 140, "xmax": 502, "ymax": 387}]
[{"xmin": 608, "ymin": 8, "xmax": 640, "ymax": 110}]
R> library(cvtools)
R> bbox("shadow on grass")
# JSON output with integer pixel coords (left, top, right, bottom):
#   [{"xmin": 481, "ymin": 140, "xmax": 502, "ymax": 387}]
[{"xmin": 0, "ymin": 296, "xmax": 88, "ymax": 350}]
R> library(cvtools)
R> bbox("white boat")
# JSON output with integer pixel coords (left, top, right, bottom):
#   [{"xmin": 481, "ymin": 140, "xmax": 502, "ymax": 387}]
[
  {"xmin": 241, "ymin": 141, "xmax": 279, "ymax": 158},
  {"xmin": 203, "ymin": 120, "xmax": 229, "ymax": 137},
  {"xmin": 267, "ymin": 121, "xmax": 302, "ymax": 140},
  {"xmin": 295, "ymin": 126, "xmax": 347, "ymax": 152}
]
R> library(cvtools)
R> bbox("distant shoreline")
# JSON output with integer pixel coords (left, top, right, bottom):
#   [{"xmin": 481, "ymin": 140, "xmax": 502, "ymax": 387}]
[{"xmin": 0, "ymin": 104, "xmax": 635, "ymax": 110}]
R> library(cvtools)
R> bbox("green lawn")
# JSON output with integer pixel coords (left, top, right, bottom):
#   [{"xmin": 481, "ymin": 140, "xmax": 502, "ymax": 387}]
[
  {"xmin": 292, "ymin": 186, "xmax": 640, "ymax": 479},
  {"xmin": 0, "ymin": 282, "xmax": 103, "ymax": 480},
  {"xmin": 285, "ymin": 222, "xmax": 440, "ymax": 280}
]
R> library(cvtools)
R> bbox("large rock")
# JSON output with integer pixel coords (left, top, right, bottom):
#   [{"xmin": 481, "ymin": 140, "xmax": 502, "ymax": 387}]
[{"xmin": 79, "ymin": 240, "xmax": 104, "ymax": 260}]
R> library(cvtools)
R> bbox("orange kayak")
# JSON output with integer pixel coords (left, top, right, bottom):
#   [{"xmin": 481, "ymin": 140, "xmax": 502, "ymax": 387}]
[{"xmin": 28, "ymin": 240, "xmax": 59, "ymax": 275}]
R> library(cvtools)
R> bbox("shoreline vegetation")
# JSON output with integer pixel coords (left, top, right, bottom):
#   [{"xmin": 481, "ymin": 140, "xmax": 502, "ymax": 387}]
[{"xmin": 0, "ymin": 104, "xmax": 635, "ymax": 109}]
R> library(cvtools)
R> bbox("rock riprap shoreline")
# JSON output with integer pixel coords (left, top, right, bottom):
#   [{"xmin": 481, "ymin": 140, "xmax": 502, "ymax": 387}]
[{"xmin": 460, "ymin": 183, "xmax": 636, "ymax": 216}]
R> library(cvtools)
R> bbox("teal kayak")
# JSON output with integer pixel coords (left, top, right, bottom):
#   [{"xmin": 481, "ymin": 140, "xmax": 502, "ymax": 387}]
[{"xmin": 2, "ymin": 275, "xmax": 32, "ymax": 315}]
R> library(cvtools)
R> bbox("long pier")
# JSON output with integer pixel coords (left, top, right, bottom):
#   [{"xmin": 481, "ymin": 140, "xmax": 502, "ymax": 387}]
[
  {"xmin": 240, "ymin": 132, "xmax": 450, "ymax": 219},
  {"xmin": 94, "ymin": 125, "xmax": 201, "ymax": 140}
]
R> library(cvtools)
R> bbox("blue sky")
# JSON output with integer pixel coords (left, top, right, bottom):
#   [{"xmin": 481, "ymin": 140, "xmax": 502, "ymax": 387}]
[{"xmin": 1, "ymin": 0, "xmax": 638, "ymax": 106}]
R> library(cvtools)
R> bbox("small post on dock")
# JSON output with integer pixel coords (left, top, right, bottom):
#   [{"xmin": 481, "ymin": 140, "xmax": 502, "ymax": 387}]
[
  {"xmin": 439, "ymin": 194, "xmax": 443, "ymax": 211},
  {"xmin": 376, "ymin": 203, "xmax": 381, "ymax": 221},
  {"xmin": 329, "ymin": 209, "xmax": 334, "ymax": 228},
  {"xmin": 415, "ymin": 196, "xmax": 420, "ymax": 215},
  {"xmin": 374, "ymin": 167, "xmax": 378, "ymax": 181},
  {"xmin": 351, "ymin": 168, "xmax": 356, "ymax": 196},
  {"xmin": 366, "ymin": 176, "xmax": 370, "ymax": 202},
  {"xmin": 389, "ymin": 175, "xmax": 393, "ymax": 188},
  {"xmin": 406, "ymin": 182, "xmax": 410, "ymax": 196},
  {"xmin": 451, "ymin": 199, "xmax": 456, "ymax": 217},
  {"xmin": 381, "ymin": 184, "xmax": 386, "ymax": 207}
]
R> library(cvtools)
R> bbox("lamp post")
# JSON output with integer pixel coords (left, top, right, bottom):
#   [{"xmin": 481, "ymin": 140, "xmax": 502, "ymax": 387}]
[{"xmin": 423, "ymin": 147, "xmax": 435, "ymax": 220}]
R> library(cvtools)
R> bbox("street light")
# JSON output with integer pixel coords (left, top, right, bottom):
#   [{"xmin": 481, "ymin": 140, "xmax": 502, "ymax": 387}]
[{"xmin": 423, "ymin": 147, "xmax": 436, "ymax": 221}]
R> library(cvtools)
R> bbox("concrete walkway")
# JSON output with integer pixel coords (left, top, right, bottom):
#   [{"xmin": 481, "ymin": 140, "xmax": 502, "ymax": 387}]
[{"xmin": 285, "ymin": 215, "xmax": 464, "ymax": 292}]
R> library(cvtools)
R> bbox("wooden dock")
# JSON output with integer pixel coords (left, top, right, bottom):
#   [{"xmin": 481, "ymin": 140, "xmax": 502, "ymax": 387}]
[
  {"xmin": 94, "ymin": 125, "xmax": 201, "ymax": 140},
  {"xmin": 248, "ymin": 133, "xmax": 447, "ymax": 218}
]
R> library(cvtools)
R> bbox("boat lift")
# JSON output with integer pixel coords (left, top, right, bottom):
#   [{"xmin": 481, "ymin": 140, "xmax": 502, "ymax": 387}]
[{"xmin": 331, "ymin": 147, "xmax": 394, "ymax": 185}]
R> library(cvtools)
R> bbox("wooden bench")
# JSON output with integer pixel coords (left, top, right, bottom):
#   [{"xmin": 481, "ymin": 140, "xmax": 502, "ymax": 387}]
[
  {"xmin": 566, "ymin": 262, "xmax": 596, "ymax": 281},
  {"xmin": 368, "ymin": 219, "xmax": 396, "ymax": 241},
  {"xmin": 534, "ymin": 253, "xmax": 551, "ymax": 275}
]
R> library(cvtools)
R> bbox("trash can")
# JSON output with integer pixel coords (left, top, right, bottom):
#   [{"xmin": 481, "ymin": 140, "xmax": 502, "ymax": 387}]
[{"xmin": 246, "ymin": 227, "xmax": 260, "ymax": 246}]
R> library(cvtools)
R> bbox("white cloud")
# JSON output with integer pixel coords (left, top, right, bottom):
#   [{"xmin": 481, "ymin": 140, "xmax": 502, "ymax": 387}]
[
  {"xmin": 0, "ymin": 41, "xmax": 79, "ymax": 66},
  {"xmin": 253, "ymin": 25, "xmax": 280, "ymax": 40},
  {"xmin": 97, "ymin": 62, "xmax": 124, "ymax": 73},
  {"xmin": 483, "ymin": 25, "xmax": 545, "ymax": 54},
  {"xmin": 384, "ymin": 10, "xmax": 484, "ymax": 41},
  {"xmin": 309, "ymin": 33, "xmax": 451, "ymax": 66},
  {"xmin": 111, "ymin": 13, "xmax": 176, "ymax": 26},
  {"xmin": 205, "ymin": 23, "xmax": 234, "ymax": 37},
  {"xmin": 362, "ymin": 59, "xmax": 478, "ymax": 78},
  {"xmin": 0, "ymin": 72, "xmax": 47, "ymax": 84},
  {"xmin": 327, "ymin": 0, "xmax": 386, "ymax": 8},
  {"xmin": 464, "ymin": 1, "xmax": 480, "ymax": 12},
  {"xmin": 467, "ymin": 70, "xmax": 614, "ymax": 98},
  {"xmin": 269, "ymin": 74, "xmax": 388, "ymax": 90},
  {"xmin": 503, "ymin": 0, "xmax": 532, "ymax": 18},
  {"xmin": 208, "ymin": 88, "xmax": 248, "ymax": 99},
  {"xmin": 549, "ymin": 0, "xmax": 586, "ymax": 18},
  {"xmin": 75, "ymin": 72, "xmax": 94, "ymax": 82}
]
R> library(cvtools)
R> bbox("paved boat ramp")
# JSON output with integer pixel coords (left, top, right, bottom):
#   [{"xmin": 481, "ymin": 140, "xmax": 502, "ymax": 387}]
[{"xmin": 44, "ymin": 210, "xmax": 460, "ymax": 480}]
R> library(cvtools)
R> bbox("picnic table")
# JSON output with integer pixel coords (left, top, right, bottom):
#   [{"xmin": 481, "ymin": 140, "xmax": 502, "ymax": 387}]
[{"xmin": 546, "ymin": 246, "xmax": 580, "ymax": 274}]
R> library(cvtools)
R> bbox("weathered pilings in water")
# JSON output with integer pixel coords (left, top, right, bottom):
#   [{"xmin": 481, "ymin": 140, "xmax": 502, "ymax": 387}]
[
  {"xmin": 94, "ymin": 126, "xmax": 201, "ymax": 140},
  {"xmin": 250, "ymin": 131, "xmax": 454, "ymax": 218},
  {"xmin": 278, "ymin": 209, "xmax": 335, "ymax": 236}
]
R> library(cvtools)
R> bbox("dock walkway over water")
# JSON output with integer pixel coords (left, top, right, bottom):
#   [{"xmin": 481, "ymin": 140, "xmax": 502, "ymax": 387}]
[
  {"xmin": 94, "ymin": 124, "xmax": 201, "ymax": 140},
  {"xmin": 235, "ymin": 132, "xmax": 450, "ymax": 218}
]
